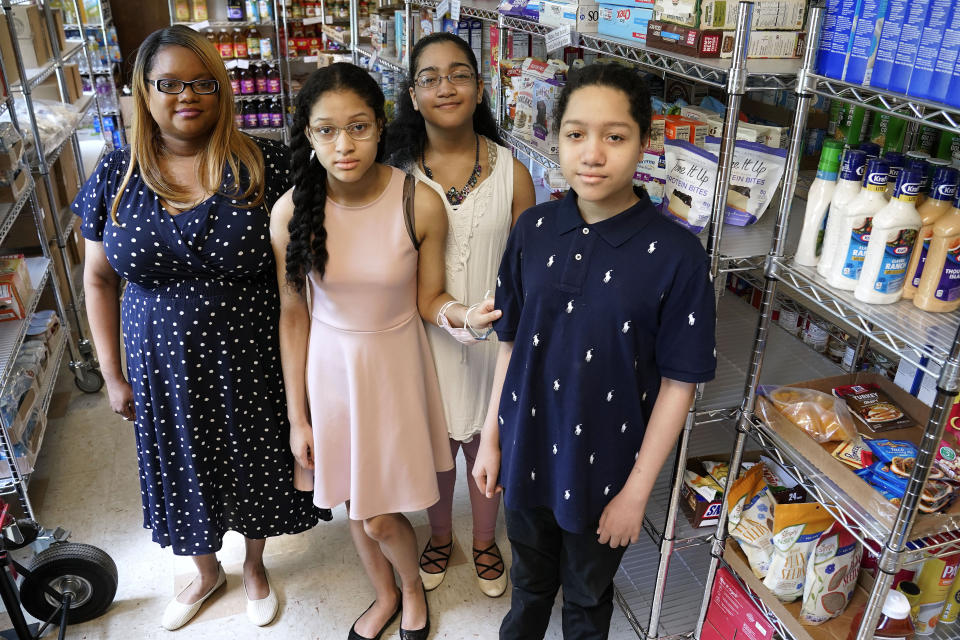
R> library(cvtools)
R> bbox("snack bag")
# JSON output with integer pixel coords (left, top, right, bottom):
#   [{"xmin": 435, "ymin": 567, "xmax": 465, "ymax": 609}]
[
  {"xmin": 702, "ymin": 461, "xmax": 730, "ymax": 487},
  {"xmin": 800, "ymin": 521, "xmax": 863, "ymax": 625},
  {"xmin": 766, "ymin": 387, "xmax": 858, "ymax": 443},
  {"xmin": 727, "ymin": 464, "xmax": 776, "ymax": 579},
  {"xmin": 663, "ymin": 139, "xmax": 718, "ymax": 234},
  {"xmin": 763, "ymin": 503, "xmax": 835, "ymax": 601},
  {"xmin": 703, "ymin": 137, "xmax": 788, "ymax": 226},
  {"xmin": 684, "ymin": 470, "xmax": 722, "ymax": 501}
]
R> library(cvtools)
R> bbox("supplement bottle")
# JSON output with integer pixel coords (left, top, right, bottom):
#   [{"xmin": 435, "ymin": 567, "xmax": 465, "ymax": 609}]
[
  {"xmin": 903, "ymin": 167, "xmax": 959, "ymax": 299},
  {"xmin": 797, "ymin": 140, "xmax": 844, "ymax": 266},
  {"xmin": 826, "ymin": 157, "xmax": 889, "ymax": 290},
  {"xmin": 854, "ymin": 168, "xmax": 922, "ymax": 304},
  {"xmin": 819, "ymin": 149, "xmax": 869, "ymax": 279}
]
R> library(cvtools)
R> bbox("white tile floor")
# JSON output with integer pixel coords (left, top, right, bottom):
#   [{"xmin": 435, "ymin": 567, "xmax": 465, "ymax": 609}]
[{"xmin": 6, "ymin": 373, "xmax": 640, "ymax": 639}]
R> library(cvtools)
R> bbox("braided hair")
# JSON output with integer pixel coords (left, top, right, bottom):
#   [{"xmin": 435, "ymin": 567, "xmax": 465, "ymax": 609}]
[
  {"xmin": 384, "ymin": 32, "xmax": 502, "ymax": 169},
  {"xmin": 285, "ymin": 63, "xmax": 387, "ymax": 291}
]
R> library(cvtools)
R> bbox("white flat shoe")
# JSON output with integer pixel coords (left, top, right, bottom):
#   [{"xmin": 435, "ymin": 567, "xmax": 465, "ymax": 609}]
[
  {"xmin": 418, "ymin": 539, "xmax": 452, "ymax": 592},
  {"xmin": 474, "ymin": 543, "xmax": 508, "ymax": 598},
  {"xmin": 244, "ymin": 569, "xmax": 279, "ymax": 626},
  {"xmin": 161, "ymin": 564, "xmax": 226, "ymax": 631}
]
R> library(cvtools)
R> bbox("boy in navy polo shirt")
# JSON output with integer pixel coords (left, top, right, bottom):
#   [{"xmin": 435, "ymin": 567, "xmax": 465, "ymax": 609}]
[{"xmin": 473, "ymin": 64, "xmax": 717, "ymax": 639}]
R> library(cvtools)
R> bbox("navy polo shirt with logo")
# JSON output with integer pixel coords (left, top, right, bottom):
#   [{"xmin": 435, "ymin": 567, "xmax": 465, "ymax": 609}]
[{"xmin": 493, "ymin": 189, "xmax": 717, "ymax": 534}]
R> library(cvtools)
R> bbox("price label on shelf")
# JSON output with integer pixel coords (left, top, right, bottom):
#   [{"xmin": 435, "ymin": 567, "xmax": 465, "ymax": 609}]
[
  {"xmin": 436, "ymin": 0, "xmax": 450, "ymax": 16},
  {"xmin": 236, "ymin": 59, "xmax": 250, "ymax": 70},
  {"xmin": 451, "ymin": 0, "xmax": 461, "ymax": 21},
  {"xmin": 303, "ymin": 16, "xmax": 323, "ymax": 26},
  {"xmin": 225, "ymin": 59, "xmax": 238, "ymax": 69},
  {"xmin": 189, "ymin": 20, "xmax": 210, "ymax": 31},
  {"xmin": 545, "ymin": 25, "xmax": 572, "ymax": 53},
  {"xmin": 304, "ymin": 55, "xmax": 319, "ymax": 63}
]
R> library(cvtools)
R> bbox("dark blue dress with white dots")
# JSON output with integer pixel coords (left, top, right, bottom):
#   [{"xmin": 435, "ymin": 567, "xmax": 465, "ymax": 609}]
[{"xmin": 71, "ymin": 137, "xmax": 325, "ymax": 555}]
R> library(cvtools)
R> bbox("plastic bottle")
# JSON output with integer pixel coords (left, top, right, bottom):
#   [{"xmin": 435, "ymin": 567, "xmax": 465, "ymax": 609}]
[
  {"xmin": 855, "ymin": 168, "xmax": 923, "ymax": 304},
  {"xmin": 245, "ymin": 0, "xmax": 260, "ymax": 22},
  {"xmin": 243, "ymin": 101, "xmax": 259, "ymax": 129},
  {"xmin": 269, "ymin": 97, "xmax": 283, "ymax": 128},
  {"xmin": 846, "ymin": 589, "xmax": 915, "ymax": 640},
  {"xmin": 257, "ymin": 98, "xmax": 271, "ymax": 128},
  {"xmin": 860, "ymin": 141, "xmax": 882, "ymax": 158},
  {"xmin": 914, "ymin": 192, "xmax": 960, "ymax": 312},
  {"xmin": 254, "ymin": 63, "xmax": 267, "ymax": 95},
  {"xmin": 797, "ymin": 140, "xmax": 845, "ymax": 267},
  {"xmin": 227, "ymin": 0, "xmax": 245, "ymax": 21},
  {"xmin": 191, "ymin": 0, "xmax": 208, "ymax": 21},
  {"xmin": 204, "ymin": 29, "xmax": 216, "ymax": 48},
  {"xmin": 218, "ymin": 29, "xmax": 234, "ymax": 59},
  {"xmin": 903, "ymin": 167, "xmax": 960, "ymax": 299},
  {"xmin": 819, "ymin": 149, "xmax": 869, "ymax": 279},
  {"xmin": 827, "ymin": 158, "xmax": 890, "ymax": 291},
  {"xmin": 884, "ymin": 151, "xmax": 905, "ymax": 200},
  {"xmin": 234, "ymin": 101, "xmax": 244, "ymax": 129},
  {"xmin": 233, "ymin": 28, "xmax": 248, "ymax": 59},
  {"xmin": 260, "ymin": 32, "xmax": 273, "ymax": 60},
  {"xmin": 906, "ymin": 153, "xmax": 931, "ymax": 205},
  {"xmin": 258, "ymin": 0, "xmax": 274, "ymax": 21},
  {"xmin": 266, "ymin": 64, "xmax": 281, "ymax": 94},
  {"xmin": 940, "ymin": 573, "xmax": 960, "ymax": 625},
  {"xmin": 247, "ymin": 27, "xmax": 261, "ymax": 60},
  {"xmin": 229, "ymin": 68, "xmax": 240, "ymax": 96},
  {"xmin": 239, "ymin": 67, "xmax": 255, "ymax": 95}
]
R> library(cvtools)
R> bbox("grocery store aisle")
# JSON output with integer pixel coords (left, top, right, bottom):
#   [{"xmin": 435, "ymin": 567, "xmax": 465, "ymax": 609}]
[{"xmin": 7, "ymin": 370, "xmax": 638, "ymax": 639}]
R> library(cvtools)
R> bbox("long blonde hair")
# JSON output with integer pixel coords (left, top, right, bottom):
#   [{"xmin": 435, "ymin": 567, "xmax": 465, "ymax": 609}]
[{"xmin": 111, "ymin": 25, "xmax": 265, "ymax": 222}]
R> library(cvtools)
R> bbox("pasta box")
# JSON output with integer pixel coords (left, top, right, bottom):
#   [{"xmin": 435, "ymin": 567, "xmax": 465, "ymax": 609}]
[
  {"xmin": 538, "ymin": 1, "xmax": 600, "ymax": 32},
  {"xmin": 681, "ymin": 452, "xmax": 805, "ymax": 528},
  {"xmin": 646, "ymin": 20, "xmax": 722, "ymax": 58},
  {"xmin": 597, "ymin": 5, "xmax": 653, "ymax": 42}
]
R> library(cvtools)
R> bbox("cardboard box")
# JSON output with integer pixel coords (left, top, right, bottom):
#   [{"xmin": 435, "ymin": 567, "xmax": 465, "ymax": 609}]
[
  {"xmin": 0, "ymin": 167, "xmax": 29, "ymax": 204},
  {"xmin": 67, "ymin": 219, "xmax": 84, "ymax": 265},
  {"xmin": 52, "ymin": 140, "xmax": 81, "ymax": 206},
  {"xmin": 664, "ymin": 115, "xmax": 708, "ymax": 147},
  {"xmin": 62, "ymin": 63, "xmax": 84, "ymax": 104},
  {"xmin": 9, "ymin": 5, "xmax": 53, "ymax": 70},
  {"xmin": 0, "ymin": 254, "xmax": 33, "ymax": 293},
  {"xmin": 51, "ymin": 9, "xmax": 67, "ymax": 52},
  {"xmin": 649, "ymin": 115, "xmax": 665, "ymax": 153},
  {"xmin": 598, "ymin": 0, "xmax": 654, "ymax": 6},
  {"xmin": 757, "ymin": 372, "xmax": 960, "ymax": 544},
  {"xmin": 657, "ymin": 0, "xmax": 806, "ymax": 30},
  {"xmin": 0, "ymin": 274, "xmax": 27, "ymax": 322},
  {"xmin": 705, "ymin": 567, "xmax": 777, "ymax": 640},
  {"xmin": 646, "ymin": 20, "xmax": 722, "ymax": 58},
  {"xmin": 0, "ymin": 134, "xmax": 23, "ymax": 175},
  {"xmin": 719, "ymin": 30, "xmax": 805, "ymax": 59},
  {"xmin": 9, "ymin": 381, "xmax": 38, "ymax": 444},
  {"xmin": 538, "ymin": 1, "xmax": 600, "ymax": 32},
  {"xmin": 598, "ymin": 5, "xmax": 652, "ymax": 42}
]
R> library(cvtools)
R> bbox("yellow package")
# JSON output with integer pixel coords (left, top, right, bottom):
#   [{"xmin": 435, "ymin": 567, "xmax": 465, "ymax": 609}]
[
  {"xmin": 727, "ymin": 464, "xmax": 776, "ymax": 579},
  {"xmin": 762, "ymin": 503, "xmax": 835, "ymax": 602}
]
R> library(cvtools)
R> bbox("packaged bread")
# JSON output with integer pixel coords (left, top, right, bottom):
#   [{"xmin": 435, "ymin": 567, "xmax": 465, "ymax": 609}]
[
  {"xmin": 763, "ymin": 502, "xmax": 835, "ymax": 602},
  {"xmin": 727, "ymin": 464, "xmax": 776, "ymax": 579},
  {"xmin": 766, "ymin": 387, "xmax": 858, "ymax": 443}
]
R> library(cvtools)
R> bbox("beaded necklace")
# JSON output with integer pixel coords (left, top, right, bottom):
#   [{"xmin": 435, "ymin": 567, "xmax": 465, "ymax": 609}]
[{"xmin": 422, "ymin": 134, "xmax": 481, "ymax": 206}]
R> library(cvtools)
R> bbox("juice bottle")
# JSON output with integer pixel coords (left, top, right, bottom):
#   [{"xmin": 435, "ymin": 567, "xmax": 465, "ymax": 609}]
[
  {"xmin": 217, "ymin": 29, "xmax": 234, "ymax": 59},
  {"xmin": 204, "ymin": 29, "xmax": 216, "ymax": 48},
  {"xmin": 819, "ymin": 149, "xmax": 868, "ymax": 279},
  {"xmin": 258, "ymin": 98, "xmax": 272, "ymax": 128},
  {"xmin": 903, "ymin": 167, "xmax": 960, "ymax": 299},
  {"xmin": 260, "ymin": 32, "xmax": 273, "ymax": 60},
  {"xmin": 243, "ymin": 101, "xmax": 259, "ymax": 129},
  {"xmin": 269, "ymin": 97, "xmax": 283, "ymax": 129},
  {"xmin": 854, "ymin": 168, "xmax": 922, "ymax": 304},
  {"xmin": 239, "ymin": 67, "xmax": 255, "ymax": 95},
  {"xmin": 254, "ymin": 63, "xmax": 267, "ymax": 94},
  {"xmin": 846, "ymin": 589, "xmax": 915, "ymax": 640},
  {"xmin": 826, "ymin": 157, "xmax": 889, "ymax": 290},
  {"xmin": 266, "ymin": 64, "xmax": 281, "ymax": 94},
  {"xmin": 796, "ymin": 140, "xmax": 844, "ymax": 266},
  {"xmin": 174, "ymin": 0, "xmax": 191, "ymax": 22},
  {"xmin": 233, "ymin": 28, "xmax": 248, "ymax": 59},
  {"xmin": 229, "ymin": 68, "xmax": 240, "ymax": 96},
  {"xmin": 247, "ymin": 27, "xmax": 261, "ymax": 60},
  {"xmin": 233, "ymin": 101, "xmax": 244, "ymax": 129},
  {"xmin": 914, "ymin": 192, "xmax": 960, "ymax": 312},
  {"xmin": 227, "ymin": 0, "xmax": 245, "ymax": 21}
]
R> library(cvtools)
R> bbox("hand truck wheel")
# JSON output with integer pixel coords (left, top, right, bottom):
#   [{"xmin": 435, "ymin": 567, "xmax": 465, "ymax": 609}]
[
  {"xmin": 73, "ymin": 368, "xmax": 104, "ymax": 394},
  {"xmin": 19, "ymin": 543, "xmax": 118, "ymax": 624}
]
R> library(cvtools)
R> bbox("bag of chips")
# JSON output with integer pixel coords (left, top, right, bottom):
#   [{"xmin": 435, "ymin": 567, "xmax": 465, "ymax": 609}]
[
  {"xmin": 727, "ymin": 464, "xmax": 776, "ymax": 579},
  {"xmin": 763, "ymin": 503, "xmax": 835, "ymax": 601},
  {"xmin": 800, "ymin": 521, "xmax": 863, "ymax": 625}
]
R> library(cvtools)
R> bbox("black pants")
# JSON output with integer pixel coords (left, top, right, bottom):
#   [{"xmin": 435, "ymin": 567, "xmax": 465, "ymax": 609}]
[{"xmin": 500, "ymin": 506, "xmax": 628, "ymax": 640}]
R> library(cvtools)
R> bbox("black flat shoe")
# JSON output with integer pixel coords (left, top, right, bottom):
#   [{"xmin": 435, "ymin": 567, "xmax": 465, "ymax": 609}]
[
  {"xmin": 399, "ymin": 585, "xmax": 430, "ymax": 640},
  {"xmin": 347, "ymin": 590, "xmax": 402, "ymax": 640}
]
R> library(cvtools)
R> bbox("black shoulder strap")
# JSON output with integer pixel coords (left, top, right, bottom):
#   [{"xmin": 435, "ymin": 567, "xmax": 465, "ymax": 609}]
[{"xmin": 403, "ymin": 174, "xmax": 420, "ymax": 250}]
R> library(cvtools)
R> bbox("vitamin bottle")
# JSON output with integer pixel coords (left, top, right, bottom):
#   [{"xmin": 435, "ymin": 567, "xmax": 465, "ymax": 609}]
[{"xmin": 903, "ymin": 167, "xmax": 959, "ymax": 299}]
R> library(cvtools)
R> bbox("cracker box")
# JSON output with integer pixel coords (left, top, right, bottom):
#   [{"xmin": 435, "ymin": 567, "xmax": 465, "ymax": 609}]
[
  {"xmin": 719, "ymin": 30, "xmax": 805, "ymax": 59},
  {"xmin": 539, "ymin": 1, "xmax": 600, "ymax": 32},
  {"xmin": 598, "ymin": 5, "xmax": 653, "ymax": 42},
  {"xmin": 646, "ymin": 20, "xmax": 722, "ymax": 57}
]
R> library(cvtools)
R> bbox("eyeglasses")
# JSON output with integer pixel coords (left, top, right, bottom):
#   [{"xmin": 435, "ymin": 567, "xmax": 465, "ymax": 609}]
[
  {"xmin": 149, "ymin": 78, "xmax": 220, "ymax": 95},
  {"xmin": 414, "ymin": 70, "xmax": 476, "ymax": 90},
  {"xmin": 307, "ymin": 121, "xmax": 377, "ymax": 144}
]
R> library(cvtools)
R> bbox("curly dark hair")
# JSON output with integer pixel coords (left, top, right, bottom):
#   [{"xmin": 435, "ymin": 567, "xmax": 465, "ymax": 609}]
[
  {"xmin": 554, "ymin": 62, "xmax": 653, "ymax": 141},
  {"xmin": 285, "ymin": 63, "xmax": 386, "ymax": 291},
  {"xmin": 384, "ymin": 32, "xmax": 502, "ymax": 169}
]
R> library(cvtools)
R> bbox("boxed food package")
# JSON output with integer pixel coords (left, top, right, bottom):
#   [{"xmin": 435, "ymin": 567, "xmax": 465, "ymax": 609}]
[
  {"xmin": 514, "ymin": 58, "xmax": 567, "ymax": 143},
  {"xmin": 657, "ymin": 0, "xmax": 806, "ymax": 30},
  {"xmin": 649, "ymin": 114, "xmax": 665, "ymax": 152},
  {"xmin": 665, "ymin": 115, "xmax": 708, "ymax": 147},
  {"xmin": 598, "ymin": 5, "xmax": 653, "ymax": 41},
  {"xmin": 0, "ymin": 254, "xmax": 33, "ymax": 294},
  {"xmin": 757, "ymin": 372, "xmax": 960, "ymax": 543},
  {"xmin": 646, "ymin": 20, "xmax": 723, "ymax": 58},
  {"xmin": 499, "ymin": 0, "xmax": 540, "ymax": 21},
  {"xmin": 719, "ymin": 30, "xmax": 805, "ymax": 59},
  {"xmin": 531, "ymin": 74, "xmax": 565, "ymax": 155},
  {"xmin": 539, "ymin": 1, "xmax": 600, "ymax": 32},
  {"xmin": 0, "ymin": 273, "xmax": 27, "ymax": 322},
  {"xmin": 705, "ymin": 567, "xmax": 777, "ymax": 640},
  {"xmin": 600, "ymin": 0, "xmax": 654, "ymax": 6}
]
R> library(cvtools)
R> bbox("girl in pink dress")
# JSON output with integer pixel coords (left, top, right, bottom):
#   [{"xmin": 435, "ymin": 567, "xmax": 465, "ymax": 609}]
[{"xmin": 270, "ymin": 63, "xmax": 498, "ymax": 640}]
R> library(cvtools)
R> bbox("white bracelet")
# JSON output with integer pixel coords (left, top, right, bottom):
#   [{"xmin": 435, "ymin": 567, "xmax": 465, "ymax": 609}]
[{"xmin": 437, "ymin": 300, "xmax": 459, "ymax": 328}]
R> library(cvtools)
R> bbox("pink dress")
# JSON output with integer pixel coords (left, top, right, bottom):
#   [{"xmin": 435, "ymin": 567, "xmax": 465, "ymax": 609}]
[{"xmin": 295, "ymin": 167, "xmax": 454, "ymax": 519}]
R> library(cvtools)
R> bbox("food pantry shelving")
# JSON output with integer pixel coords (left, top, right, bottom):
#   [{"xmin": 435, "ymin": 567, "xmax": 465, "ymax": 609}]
[{"xmin": 0, "ymin": 0, "xmax": 107, "ymax": 523}]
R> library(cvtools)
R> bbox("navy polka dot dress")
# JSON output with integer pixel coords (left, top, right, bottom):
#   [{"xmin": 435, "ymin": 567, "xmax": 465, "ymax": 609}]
[{"xmin": 71, "ymin": 137, "xmax": 326, "ymax": 555}]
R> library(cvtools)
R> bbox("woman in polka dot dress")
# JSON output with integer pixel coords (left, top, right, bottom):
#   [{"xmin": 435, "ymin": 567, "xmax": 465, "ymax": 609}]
[{"xmin": 74, "ymin": 26, "xmax": 323, "ymax": 631}]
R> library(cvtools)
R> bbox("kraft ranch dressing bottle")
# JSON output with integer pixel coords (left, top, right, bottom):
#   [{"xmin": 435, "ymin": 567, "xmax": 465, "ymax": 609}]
[
  {"xmin": 854, "ymin": 169, "xmax": 923, "ymax": 304},
  {"xmin": 818, "ymin": 149, "xmax": 868, "ymax": 279},
  {"xmin": 826, "ymin": 158, "xmax": 889, "ymax": 291}
]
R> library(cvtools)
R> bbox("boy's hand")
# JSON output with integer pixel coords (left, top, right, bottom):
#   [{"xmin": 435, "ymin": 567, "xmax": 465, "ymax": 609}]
[
  {"xmin": 472, "ymin": 438, "xmax": 503, "ymax": 499},
  {"xmin": 597, "ymin": 490, "xmax": 647, "ymax": 548}
]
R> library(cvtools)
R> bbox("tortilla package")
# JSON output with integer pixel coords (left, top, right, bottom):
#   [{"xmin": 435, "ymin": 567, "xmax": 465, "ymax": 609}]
[
  {"xmin": 800, "ymin": 521, "xmax": 863, "ymax": 625},
  {"xmin": 727, "ymin": 464, "xmax": 776, "ymax": 579},
  {"xmin": 663, "ymin": 139, "xmax": 718, "ymax": 234},
  {"xmin": 703, "ymin": 137, "xmax": 787, "ymax": 226},
  {"xmin": 763, "ymin": 502, "xmax": 835, "ymax": 602}
]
